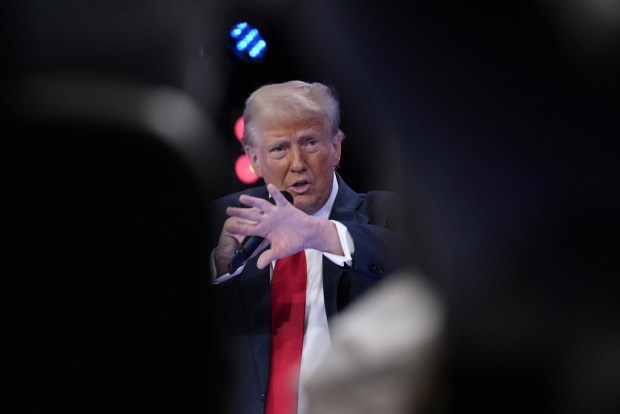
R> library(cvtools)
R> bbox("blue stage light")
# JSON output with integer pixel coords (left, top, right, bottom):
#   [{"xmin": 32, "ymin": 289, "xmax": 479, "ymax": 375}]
[{"xmin": 230, "ymin": 22, "xmax": 266, "ymax": 62}]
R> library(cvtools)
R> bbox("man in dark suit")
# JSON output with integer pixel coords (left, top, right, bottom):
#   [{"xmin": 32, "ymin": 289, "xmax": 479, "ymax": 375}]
[{"xmin": 207, "ymin": 80, "xmax": 407, "ymax": 414}]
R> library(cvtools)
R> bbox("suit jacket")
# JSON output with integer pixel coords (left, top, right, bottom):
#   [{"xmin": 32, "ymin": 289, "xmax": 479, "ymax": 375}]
[{"xmin": 208, "ymin": 173, "xmax": 407, "ymax": 414}]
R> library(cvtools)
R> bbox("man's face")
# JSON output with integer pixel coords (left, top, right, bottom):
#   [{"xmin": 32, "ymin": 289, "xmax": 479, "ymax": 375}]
[{"xmin": 245, "ymin": 120, "xmax": 342, "ymax": 215}]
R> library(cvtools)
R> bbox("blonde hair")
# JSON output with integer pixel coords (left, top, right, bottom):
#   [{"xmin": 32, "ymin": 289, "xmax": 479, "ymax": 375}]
[{"xmin": 241, "ymin": 80, "xmax": 344, "ymax": 146}]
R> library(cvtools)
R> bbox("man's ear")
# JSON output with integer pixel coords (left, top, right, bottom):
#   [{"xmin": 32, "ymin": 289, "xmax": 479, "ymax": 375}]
[
  {"xmin": 245, "ymin": 146, "xmax": 262, "ymax": 177},
  {"xmin": 332, "ymin": 134, "xmax": 343, "ymax": 168}
]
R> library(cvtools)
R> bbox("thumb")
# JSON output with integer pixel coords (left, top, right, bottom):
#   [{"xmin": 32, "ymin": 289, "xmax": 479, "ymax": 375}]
[{"xmin": 256, "ymin": 249, "xmax": 276, "ymax": 270}]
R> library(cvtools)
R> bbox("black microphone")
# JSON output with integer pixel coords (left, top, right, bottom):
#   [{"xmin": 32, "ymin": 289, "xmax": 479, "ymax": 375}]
[{"xmin": 227, "ymin": 191, "xmax": 293, "ymax": 274}]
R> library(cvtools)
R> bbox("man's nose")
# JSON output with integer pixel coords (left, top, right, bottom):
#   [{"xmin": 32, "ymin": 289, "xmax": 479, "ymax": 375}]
[{"xmin": 289, "ymin": 145, "xmax": 307, "ymax": 171}]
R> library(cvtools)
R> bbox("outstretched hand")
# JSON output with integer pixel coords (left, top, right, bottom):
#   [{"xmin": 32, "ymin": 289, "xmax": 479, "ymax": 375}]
[{"xmin": 226, "ymin": 184, "xmax": 317, "ymax": 269}]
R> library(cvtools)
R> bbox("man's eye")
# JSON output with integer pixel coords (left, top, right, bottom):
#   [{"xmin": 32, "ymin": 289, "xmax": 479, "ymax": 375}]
[{"xmin": 270, "ymin": 146, "xmax": 285, "ymax": 153}]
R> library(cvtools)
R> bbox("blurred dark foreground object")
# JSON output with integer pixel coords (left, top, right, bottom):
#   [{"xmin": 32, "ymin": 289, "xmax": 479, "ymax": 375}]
[
  {"xmin": 2, "ymin": 75, "xmax": 229, "ymax": 412},
  {"xmin": 1, "ymin": 1, "xmax": 232, "ymax": 412}
]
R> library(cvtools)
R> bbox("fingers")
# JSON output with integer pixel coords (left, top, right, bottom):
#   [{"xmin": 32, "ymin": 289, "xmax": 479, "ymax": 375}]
[
  {"xmin": 256, "ymin": 250, "xmax": 276, "ymax": 270},
  {"xmin": 236, "ymin": 194, "xmax": 272, "ymax": 210},
  {"xmin": 224, "ymin": 186, "xmax": 297, "ymax": 270},
  {"xmin": 226, "ymin": 218, "xmax": 258, "ymax": 239},
  {"xmin": 226, "ymin": 205, "xmax": 262, "ymax": 222},
  {"xmin": 230, "ymin": 186, "xmax": 292, "ymax": 219},
  {"xmin": 234, "ymin": 185, "xmax": 292, "ymax": 211},
  {"xmin": 267, "ymin": 184, "xmax": 293, "ymax": 206}
]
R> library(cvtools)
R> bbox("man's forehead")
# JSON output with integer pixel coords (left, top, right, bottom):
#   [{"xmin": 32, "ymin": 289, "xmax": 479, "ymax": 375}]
[{"xmin": 261, "ymin": 121, "xmax": 326, "ymax": 139}]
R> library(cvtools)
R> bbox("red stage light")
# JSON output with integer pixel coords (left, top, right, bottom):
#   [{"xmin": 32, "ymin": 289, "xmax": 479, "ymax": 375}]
[
  {"xmin": 235, "ymin": 154, "xmax": 258, "ymax": 184},
  {"xmin": 234, "ymin": 115, "xmax": 244, "ymax": 141}
]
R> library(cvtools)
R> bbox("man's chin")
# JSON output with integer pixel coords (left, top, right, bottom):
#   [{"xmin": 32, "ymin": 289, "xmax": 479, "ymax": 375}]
[{"xmin": 292, "ymin": 196, "xmax": 318, "ymax": 215}]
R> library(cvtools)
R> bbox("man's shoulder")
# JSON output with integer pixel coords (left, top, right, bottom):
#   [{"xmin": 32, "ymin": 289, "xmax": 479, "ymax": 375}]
[
  {"xmin": 354, "ymin": 189, "xmax": 404, "ymax": 226},
  {"xmin": 363, "ymin": 189, "xmax": 398, "ymax": 198},
  {"xmin": 359, "ymin": 189, "xmax": 401, "ymax": 208},
  {"xmin": 335, "ymin": 174, "xmax": 401, "ymax": 211}
]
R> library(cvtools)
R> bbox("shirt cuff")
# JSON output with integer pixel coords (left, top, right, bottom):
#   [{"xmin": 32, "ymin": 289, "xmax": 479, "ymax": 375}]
[
  {"xmin": 210, "ymin": 248, "xmax": 244, "ymax": 284},
  {"xmin": 322, "ymin": 220, "xmax": 354, "ymax": 267}
]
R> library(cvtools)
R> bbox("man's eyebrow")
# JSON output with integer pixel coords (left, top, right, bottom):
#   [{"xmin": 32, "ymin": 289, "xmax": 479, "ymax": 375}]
[
  {"xmin": 265, "ymin": 136, "xmax": 292, "ymax": 147},
  {"xmin": 298, "ymin": 129, "xmax": 322, "ymax": 138}
]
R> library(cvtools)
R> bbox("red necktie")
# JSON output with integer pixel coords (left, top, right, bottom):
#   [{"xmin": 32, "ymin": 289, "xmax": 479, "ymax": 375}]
[{"xmin": 265, "ymin": 250, "xmax": 307, "ymax": 414}]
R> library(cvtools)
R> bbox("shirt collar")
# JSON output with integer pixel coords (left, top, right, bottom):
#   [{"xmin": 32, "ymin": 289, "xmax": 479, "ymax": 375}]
[{"xmin": 313, "ymin": 173, "xmax": 338, "ymax": 219}]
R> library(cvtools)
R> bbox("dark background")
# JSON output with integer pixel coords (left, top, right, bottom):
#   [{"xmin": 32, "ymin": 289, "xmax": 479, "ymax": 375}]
[{"xmin": 3, "ymin": 1, "xmax": 619, "ymax": 413}]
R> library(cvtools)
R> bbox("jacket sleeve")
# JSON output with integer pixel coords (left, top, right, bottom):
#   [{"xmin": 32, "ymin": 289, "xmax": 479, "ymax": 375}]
[{"xmin": 341, "ymin": 190, "xmax": 410, "ymax": 281}]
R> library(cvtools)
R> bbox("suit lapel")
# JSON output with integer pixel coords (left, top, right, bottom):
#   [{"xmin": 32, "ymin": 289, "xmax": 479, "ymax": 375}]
[
  {"xmin": 323, "ymin": 174, "xmax": 368, "ymax": 320},
  {"xmin": 239, "ymin": 252, "xmax": 272, "ymax": 394},
  {"xmin": 329, "ymin": 178, "xmax": 367, "ymax": 223},
  {"xmin": 231, "ymin": 186, "xmax": 272, "ymax": 393}
]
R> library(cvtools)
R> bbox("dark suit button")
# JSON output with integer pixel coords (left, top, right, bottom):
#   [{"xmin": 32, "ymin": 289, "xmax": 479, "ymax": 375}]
[
  {"xmin": 368, "ymin": 264, "xmax": 387, "ymax": 274},
  {"xmin": 260, "ymin": 394, "xmax": 265, "ymax": 401}
]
